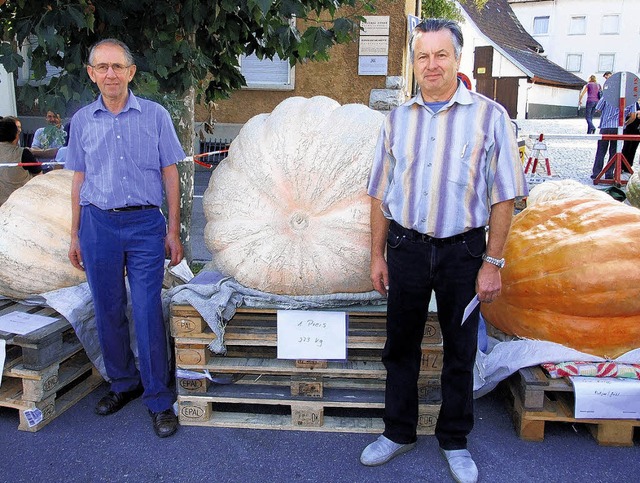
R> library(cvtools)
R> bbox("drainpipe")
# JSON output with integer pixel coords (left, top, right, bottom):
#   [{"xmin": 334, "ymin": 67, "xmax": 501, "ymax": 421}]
[{"xmin": 526, "ymin": 78, "xmax": 535, "ymax": 119}]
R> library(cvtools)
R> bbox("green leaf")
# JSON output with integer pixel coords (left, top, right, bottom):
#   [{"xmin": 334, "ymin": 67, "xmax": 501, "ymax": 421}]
[
  {"xmin": 249, "ymin": 0, "xmax": 273, "ymax": 15},
  {"xmin": 66, "ymin": 6, "xmax": 88, "ymax": 30}
]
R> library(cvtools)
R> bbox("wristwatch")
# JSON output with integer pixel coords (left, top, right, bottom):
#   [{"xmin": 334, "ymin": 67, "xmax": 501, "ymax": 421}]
[{"xmin": 482, "ymin": 253, "xmax": 505, "ymax": 269}]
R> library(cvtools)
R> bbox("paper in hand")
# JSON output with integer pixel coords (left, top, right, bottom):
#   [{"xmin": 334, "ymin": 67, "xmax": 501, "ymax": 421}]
[{"xmin": 461, "ymin": 294, "xmax": 480, "ymax": 326}]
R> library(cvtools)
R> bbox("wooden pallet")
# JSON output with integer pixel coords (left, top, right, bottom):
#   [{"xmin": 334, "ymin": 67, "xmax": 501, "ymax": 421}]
[
  {"xmin": 1, "ymin": 350, "xmax": 103, "ymax": 431},
  {"xmin": 0, "ymin": 300, "xmax": 103, "ymax": 431},
  {"xmin": 508, "ymin": 366, "xmax": 640, "ymax": 447},
  {"xmin": 171, "ymin": 303, "xmax": 442, "ymax": 433},
  {"xmin": 171, "ymin": 305, "xmax": 443, "ymax": 345},
  {"xmin": 0, "ymin": 299, "xmax": 83, "ymax": 371},
  {"xmin": 178, "ymin": 385, "xmax": 440, "ymax": 433},
  {"xmin": 172, "ymin": 305, "xmax": 443, "ymax": 374}
]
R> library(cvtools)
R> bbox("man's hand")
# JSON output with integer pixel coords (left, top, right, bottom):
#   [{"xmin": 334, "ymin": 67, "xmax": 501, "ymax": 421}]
[
  {"xmin": 165, "ymin": 232, "xmax": 184, "ymax": 267},
  {"xmin": 370, "ymin": 254, "xmax": 389, "ymax": 297},
  {"xmin": 68, "ymin": 237, "xmax": 84, "ymax": 271},
  {"xmin": 476, "ymin": 263, "xmax": 501, "ymax": 303}
]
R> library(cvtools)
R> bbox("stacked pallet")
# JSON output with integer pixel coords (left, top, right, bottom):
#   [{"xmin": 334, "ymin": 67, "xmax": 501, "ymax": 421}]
[
  {"xmin": 0, "ymin": 300, "xmax": 102, "ymax": 431},
  {"xmin": 170, "ymin": 304, "xmax": 442, "ymax": 433},
  {"xmin": 508, "ymin": 365, "xmax": 640, "ymax": 446}
]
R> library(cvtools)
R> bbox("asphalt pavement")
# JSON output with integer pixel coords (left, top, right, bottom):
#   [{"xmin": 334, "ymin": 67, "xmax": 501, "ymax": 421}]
[
  {"xmin": 2, "ymin": 381, "xmax": 638, "ymax": 483},
  {"xmin": 2, "ymin": 117, "xmax": 638, "ymax": 483}
]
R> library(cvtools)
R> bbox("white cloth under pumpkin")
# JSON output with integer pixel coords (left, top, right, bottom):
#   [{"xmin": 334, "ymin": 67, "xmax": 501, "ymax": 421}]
[{"xmin": 474, "ymin": 337, "xmax": 640, "ymax": 397}]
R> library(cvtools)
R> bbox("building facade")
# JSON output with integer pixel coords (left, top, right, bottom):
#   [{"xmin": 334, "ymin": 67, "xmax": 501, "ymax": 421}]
[
  {"xmin": 508, "ymin": 0, "xmax": 640, "ymax": 83},
  {"xmin": 457, "ymin": 0, "xmax": 584, "ymax": 119},
  {"xmin": 204, "ymin": 1, "xmax": 419, "ymax": 140}
]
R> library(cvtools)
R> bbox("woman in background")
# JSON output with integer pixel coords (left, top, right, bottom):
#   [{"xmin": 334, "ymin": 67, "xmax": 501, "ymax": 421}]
[{"xmin": 579, "ymin": 75, "xmax": 601, "ymax": 134}]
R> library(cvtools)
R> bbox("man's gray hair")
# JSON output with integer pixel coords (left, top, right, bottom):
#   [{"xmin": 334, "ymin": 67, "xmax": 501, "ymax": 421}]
[
  {"xmin": 409, "ymin": 18, "xmax": 464, "ymax": 62},
  {"xmin": 88, "ymin": 39, "xmax": 135, "ymax": 66}
]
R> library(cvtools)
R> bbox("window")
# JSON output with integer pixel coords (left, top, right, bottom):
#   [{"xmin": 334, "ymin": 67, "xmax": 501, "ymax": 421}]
[
  {"xmin": 601, "ymin": 15, "xmax": 619, "ymax": 34},
  {"xmin": 598, "ymin": 53, "xmax": 615, "ymax": 73},
  {"xmin": 566, "ymin": 54, "xmax": 582, "ymax": 73},
  {"xmin": 533, "ymin": 16, "xmax": 550, "ymax": 35},
  {"xmin": 569, "ymin": 16, "xmax": 586, "ymax": 35},
  {"xmin": 239, "ymin": 53, "xmax": 295, "ymax": 90}
]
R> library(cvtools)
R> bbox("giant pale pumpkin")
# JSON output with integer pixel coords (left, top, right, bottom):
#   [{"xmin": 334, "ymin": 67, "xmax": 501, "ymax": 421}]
[
  {"xmin": 0, "ymin": 170, "xmax": 86, "ymax": 299},
  {"xmin": 203, "ymin": 96, "xmax": 384, "ymax": 295},
  {"xmin": 526, "ymin": 179, "xmax": 614, "ymax": 207},
  {"xmin": 481, "ymin": 197, "xmax": 640, "ymax": 358}
]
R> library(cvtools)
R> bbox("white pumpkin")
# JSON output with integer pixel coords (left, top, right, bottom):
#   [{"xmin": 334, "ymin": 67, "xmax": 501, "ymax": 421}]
[
  {"xmin": 527, "ymin": 179, "xmax": 614, "ymax": 207},
  {"xmin": 0, "ymin": 170, "xmax": 86, "ymax": 299},
  {"xmin": 203, "ymin": 96, "xmax": 385, "ymax": 295}
]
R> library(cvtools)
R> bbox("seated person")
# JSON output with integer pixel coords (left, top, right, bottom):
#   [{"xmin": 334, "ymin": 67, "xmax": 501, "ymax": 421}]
[
  {"xmin": 30, "ymin": 110, "xmax": 66, "ymax": 172},
  {"xmin": 0, "ymin": 116, "xmax": 42, "ymax": 206}
]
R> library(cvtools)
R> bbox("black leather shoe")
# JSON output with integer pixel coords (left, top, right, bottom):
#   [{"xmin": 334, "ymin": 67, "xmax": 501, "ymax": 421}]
[
  {"xmin": 150, "ymin": 409, "xmax": 179, "ymax": 438},
  {"xmin": 95, "ymin": 385, "xmax": 144, "ymax": 416}
]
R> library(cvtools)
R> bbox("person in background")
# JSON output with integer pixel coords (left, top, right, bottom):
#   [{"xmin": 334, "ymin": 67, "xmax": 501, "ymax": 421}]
[
  {"xmin": 30, "ymin": 110, "xmax": 66, "ymax": 172},
  {"xmin": 621, "ymin": 102, "xmax": 640, "ymax": 174},
  {"xmin": 578, "ymin": 75, "xmax": 601, "ymax": 134},
  {"xmin": 0, "ymin": 116, "xmax": 42, "ymax": 206},
  {"xmin": 360, "ymin": 18, "xmax": 528, "ymax": 483},
  {"xmin": 591, "ymin": 94, "xmax": 636, "ymax": 181},
  {"xmin": 66, "ymin": 38, "xmax": 184, "ymax": 438}
]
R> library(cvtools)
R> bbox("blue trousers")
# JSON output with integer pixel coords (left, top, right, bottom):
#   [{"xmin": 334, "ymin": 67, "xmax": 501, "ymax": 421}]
[
  {"xmin": 79, "ymin": 204, "xmax": 174, "ymax": 412},
  {"xmin": 585, "ymin": 101, "xmax": 597, "ymax": 134},
  {"xmin": 382, "ymin": 221, "xmax": 484, "ymax": 450}
]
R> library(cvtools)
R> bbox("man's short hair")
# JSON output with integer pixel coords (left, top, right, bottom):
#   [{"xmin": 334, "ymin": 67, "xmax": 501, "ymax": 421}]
[
  {"xmin": 603, "ymin": 71, "xmax": 612, "ymax": 77},
  {"xmin": 88, "ymin": 39, "xmax": 134, "ymax": 66},
  {"xmin": 0, "ymin": 117, "xmax": 19, "ymax": 143},
  {"xmin": 409, "ymin": 18, "xmax": 464, "ymax": 62}
]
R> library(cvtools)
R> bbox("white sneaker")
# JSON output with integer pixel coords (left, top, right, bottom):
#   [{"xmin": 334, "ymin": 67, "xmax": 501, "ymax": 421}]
[
  {"xmin": 360, "ymin": 435, "xmax": 416, "ymax": 466},
  {"xmin": 440, "ymin": 448, "xmax": 478, "ymax": 483}
]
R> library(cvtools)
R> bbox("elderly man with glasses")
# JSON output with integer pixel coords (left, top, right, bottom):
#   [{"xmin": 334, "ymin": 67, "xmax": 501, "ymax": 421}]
[{"xmin": 65, "ymin": 38, "xmax": 184, "ymax": 438}]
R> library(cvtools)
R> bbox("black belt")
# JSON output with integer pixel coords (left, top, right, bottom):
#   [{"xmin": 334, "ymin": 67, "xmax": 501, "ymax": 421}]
[
  {"xmin": 391, "ymin": 221, "xmax": 485, "ymax": 246},
  {"xmin": 107, "ymin": 205, "xmax": 158, "ymax": 212}
]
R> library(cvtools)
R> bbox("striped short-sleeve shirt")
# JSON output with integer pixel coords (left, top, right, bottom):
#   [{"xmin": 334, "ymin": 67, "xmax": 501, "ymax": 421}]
[
  {"xmin": 367, "ymin": 83, "xmax": 528, "ymax": 238},
  {"xmin": 65, "ymin": 91, "xmax": 186, "ymax": 210},
  {"xmin": 596, "ymin": 97, "xmax": 635, "ymax": 130}
]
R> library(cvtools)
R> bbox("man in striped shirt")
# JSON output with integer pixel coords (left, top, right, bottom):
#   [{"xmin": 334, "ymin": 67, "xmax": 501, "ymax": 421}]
[
  {"xmin": 360, "ymin": 19, "xmax": 528, "ymax": 483},
  {"xmin": 66, "ymin": 39, "xmax": 184, "ymax": 438},
  {"xmin": 591, "ymin": 94, "xmax": 637, "ymax": 180}
]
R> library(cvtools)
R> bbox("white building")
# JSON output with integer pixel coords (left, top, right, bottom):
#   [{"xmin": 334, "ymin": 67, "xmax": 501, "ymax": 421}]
[
  {"xmin": 508, "ymin": 0, "xmax": 640, "ymax": 82},
  {"xmin": 456, "ymin": 0, "xmax": 585, "ymax": 119}
]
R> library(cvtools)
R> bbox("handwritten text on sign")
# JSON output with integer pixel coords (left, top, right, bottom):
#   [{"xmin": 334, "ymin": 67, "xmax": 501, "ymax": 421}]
[
  {"xmin": 571, "ymin": 376, "xmax": 640, "ymax": 419},
  {"xmin": 277, "ymin": 310, "xmax": 347, "ymax": 360}
]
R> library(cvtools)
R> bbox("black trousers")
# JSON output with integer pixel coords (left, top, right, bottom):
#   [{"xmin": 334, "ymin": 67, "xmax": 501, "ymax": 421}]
[
  {"xmin": 382, "ymin": 221, "xmax": 485, "ymax": 450},
  {"xmin": 592, "ymin": 127, "xmax": 618, "ymax": 178},
  {"xmin": 622, "ymin": 119, "xmax": 640, "ymax": 170}
]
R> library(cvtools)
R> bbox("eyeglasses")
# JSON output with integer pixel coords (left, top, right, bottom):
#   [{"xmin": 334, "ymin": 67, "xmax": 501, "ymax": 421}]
[{"xmin": 90, "ymin": 63, "xmax": 132, "ymax": 74}]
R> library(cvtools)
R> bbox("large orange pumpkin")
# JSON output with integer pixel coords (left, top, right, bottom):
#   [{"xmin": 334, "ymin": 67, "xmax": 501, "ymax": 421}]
[{"xmin": 481, "ymin": 197, "xmax": 640, "ymax": 358}]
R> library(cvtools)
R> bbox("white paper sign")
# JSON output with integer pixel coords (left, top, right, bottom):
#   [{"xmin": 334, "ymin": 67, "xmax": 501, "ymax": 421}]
[
  {"xmin": 571, "ymin": 376, "xmax": 640, "ymax": 419},
  {"xmin": 361, "ymin": 16, "xmax": 390, "ymax": 36},
  {"xmin": 277, "ymin": 310, "xmax": 347, "ymax": 360},
  {"xmin": 0, "ymin": 311, "xmax": 59, "ymax": 335},
  {"xmin": 358, "ymin": 56, "xmax": 388, "ymax": 76},
  {"xmin": 359, "ymin": 36, "xmax": 389, "ymax": 56},
  {"xmin": 0, "ymin": 339, "xmax": 5, "ymax": 388}
]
